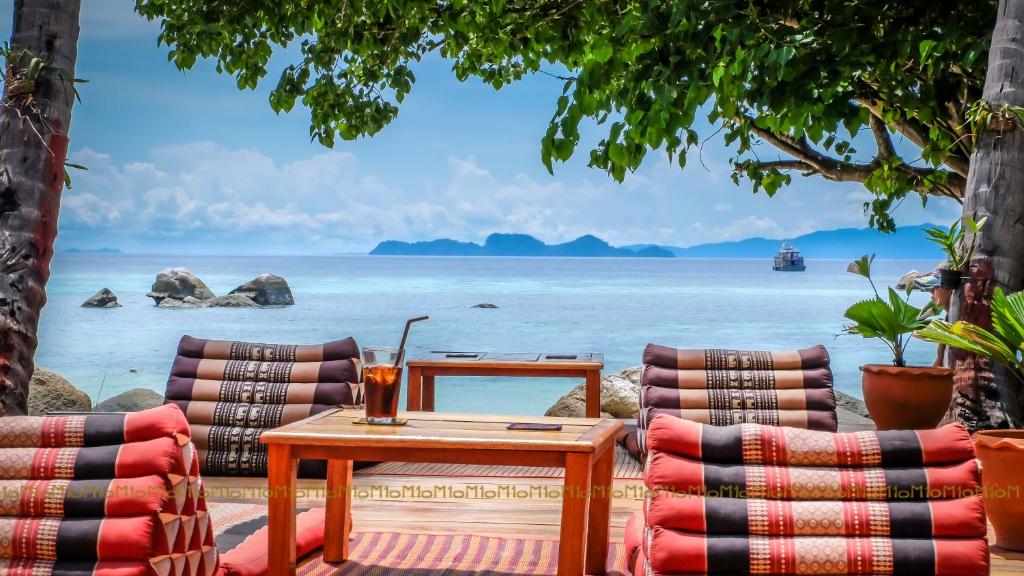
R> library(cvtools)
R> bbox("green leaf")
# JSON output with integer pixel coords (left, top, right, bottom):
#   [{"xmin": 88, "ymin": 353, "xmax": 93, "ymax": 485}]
[
  {"xmin": 919, "ymin": 39, "xmax": 937, "ymax": 61},
  {"xmin": 591, "ymin": 39, "xmax": 613, "ymax": 63},
  {"xmin": 712, "ymin": 65, "xmax": 725, "ymax": 87},
  {"xmin": 846, "ymin": 254, "xmax": 874, "ymax": 278}
]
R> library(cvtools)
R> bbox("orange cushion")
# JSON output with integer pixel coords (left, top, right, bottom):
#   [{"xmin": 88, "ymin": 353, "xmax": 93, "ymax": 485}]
[{"xmin": 217, "ymin": 508, "xmax": 327, "ymax": 576}]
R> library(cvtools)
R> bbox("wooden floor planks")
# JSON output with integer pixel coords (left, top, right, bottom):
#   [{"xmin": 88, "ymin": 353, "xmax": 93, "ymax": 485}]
[{"xmin": 205, "ymin": 473, "xmax": 1023, "ymax": 574}]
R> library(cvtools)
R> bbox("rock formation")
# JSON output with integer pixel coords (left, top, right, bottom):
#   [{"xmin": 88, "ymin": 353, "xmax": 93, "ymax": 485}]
[
  {"xmin": 147, "ymin": 268, "xmax": 215, "ymax": 305},
  {"xmin": 228, "ymin": 274, "xmax": 294, "ymax": 305},
  {"xmin": 82, "ymin": 288, "xmax": 121, "ymax": 308},
  {"xmin": 27, "ymin": 367, "xmax": 91, "ymax": 415},
  {"xmin": 94, "ymin": 388, "xmax": 164, "ymax": 412}
]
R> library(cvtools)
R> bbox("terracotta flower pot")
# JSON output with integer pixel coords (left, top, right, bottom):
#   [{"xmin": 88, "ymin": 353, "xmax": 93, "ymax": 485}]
[
  {"xmin": 860, "ymin": 364, "xmax": 954, "ymax": 430},
  {"xmin": 974, "ymin": 430, "xmax": 1024, "ymax": 551}
]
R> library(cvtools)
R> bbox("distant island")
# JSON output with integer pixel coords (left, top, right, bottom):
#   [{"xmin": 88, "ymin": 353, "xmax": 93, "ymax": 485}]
[
  {"xmin": 623, "ymin": 224, "xmax": 943, "ymax": 260},
  {"xmin": 63, "ymin": 247, "xmax": 123, "ymax": 254},
  {"xmin": 372, "ymin": 225, "xmax": 944, "ymax": 260},
  {"xmin": 370, "ymin": 233, "xmax": 674, "ymax": 258}
]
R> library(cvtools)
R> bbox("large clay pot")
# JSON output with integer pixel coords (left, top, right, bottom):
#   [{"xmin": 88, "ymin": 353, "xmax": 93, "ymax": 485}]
[
  {"xmin": 974, "ymin": 430, "xmax": 1024, "ymax": 551},
  {"xmin": 860, "ymin": 365, "xmax": 954, "ymax": 430}
]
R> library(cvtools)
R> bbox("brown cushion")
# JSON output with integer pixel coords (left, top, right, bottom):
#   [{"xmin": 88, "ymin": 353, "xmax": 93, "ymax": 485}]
[{"xmin": 165, "ymin": 335, "xmax": 361, "ymax": 477}]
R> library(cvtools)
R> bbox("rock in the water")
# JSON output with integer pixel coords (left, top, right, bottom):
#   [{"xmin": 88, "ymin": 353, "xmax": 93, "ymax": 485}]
[
  {"xmin": 472, "ymin": 303, "xmax": 498, "ymax": 309},
  {"xmin": 229, "ymin": 274, "xmax": 294, "ymax": 305},
  {"xmin": 157, "ymin": 297, "xmax": 189, "ymax": 308},
  {"xmin": 27, "ymin": 367, "xmax": 91, "ymax": 415},
  {"xmin": 148, "ymin": 268, "xmax": 215, "ymax": 304},
  {"xmin": 544, "ymin": 366, "xmax": 641, "ymax": 419},
  {"xmin": 157, "ymin": 293, "xmax": 259, "ymax": 308},
  {"xmin": 82, "ymin": 288, "xmax": 121, "ymax": 308},
  {"xmin": 204, "ymin": 294, "xmax": 259, "ymax": 307},
  {"xmin": 94, "ymin": 388, "xmax": 164, "ymax": 412}
]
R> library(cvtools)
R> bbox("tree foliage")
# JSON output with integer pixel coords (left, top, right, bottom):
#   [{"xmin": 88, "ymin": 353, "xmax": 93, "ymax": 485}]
[{"xmin": 134, "ymin": 0, "xmax": 995, "ymax": 230}]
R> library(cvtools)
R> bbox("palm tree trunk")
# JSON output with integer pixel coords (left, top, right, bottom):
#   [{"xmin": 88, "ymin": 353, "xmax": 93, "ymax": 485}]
[
  {"xmin": 950, "ymin": 0, "xmax": 1024, "ymax": 431},
  {"xmin": 0, "ymin": 0, "xmax": 81, "ymax": 415}
]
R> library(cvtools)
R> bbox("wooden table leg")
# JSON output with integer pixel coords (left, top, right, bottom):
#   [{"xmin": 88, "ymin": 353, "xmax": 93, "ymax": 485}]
[
  {"xmin": 324, "ymin": 459, "xmax": 353, "ymax": 563},
  {"xmin": 406, "ymin": 365, "xmax": 422, "ymax": 411},
  {"xmin": 267, "ymin": 444, "xmax": 297, "ymax": 576},
  {"xmin": 422, "ymin": 374, "xmax": 436, "ymax": 412},
  {"xmin": 585, "ymin": 370, "xmax": 601, "ymax": 418},
  {"xmin": 558, "ymin": 452, "xmax": 592, "ymax": 576},
  {"xmin": 585, "ymin": 443, "xmax": 614, "ymax": 575}
]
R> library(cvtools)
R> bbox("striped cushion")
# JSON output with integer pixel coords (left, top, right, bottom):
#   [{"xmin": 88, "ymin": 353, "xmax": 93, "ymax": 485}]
[
  {"xmin": 624, "ymin": 344, "xmax": 839, "ymax": 462},
  {"xmin": 643, "ymin": 344, "xmax": 832, "ymax": 370},
  {"xmin": 165, "ymin": 335, "xmax": 361, "ymax": 477},
  {"xmin": 627, "ymin": 415, "xmax": 990, "ymax": 576},
  {"xmin": 0, "ymin": 405, "xmax": 218, "ymax": 576}
]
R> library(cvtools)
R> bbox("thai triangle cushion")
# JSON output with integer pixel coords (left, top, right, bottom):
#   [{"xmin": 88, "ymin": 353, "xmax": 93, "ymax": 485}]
[
  {"xmin": 624, "ymin": 344, "xmax": 838, "ymax": 462},
  {"xmin": 627, "ymin": 415, "xmax": 989, "ymax": 576},
  {"xmin": 164, "ymin": 335, "xmax": 361, "ymax": 477},
  {"xmin": 0, "ymin": 404, "xmax": 218, "ymax": 576}
]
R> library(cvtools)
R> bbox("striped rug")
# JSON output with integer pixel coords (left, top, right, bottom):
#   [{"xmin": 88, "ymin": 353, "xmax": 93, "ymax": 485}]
[
  {"xmin": 206, "ymin": 503, "xmax": 630, "ymax": 576},
  {"xmin": 297, "ymin": 532, "xmax": 629, "ymax": 576},
  {"xmin": 355, "ymin": 444, "xmax": 643, "ymax": 480}
]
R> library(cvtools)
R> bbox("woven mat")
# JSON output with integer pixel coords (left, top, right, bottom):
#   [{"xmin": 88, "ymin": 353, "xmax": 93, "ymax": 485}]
[
  {"xmin": 206, "ymin": 502, "xmax": 630, "ymax": 575},
  {"xmin": 355, "ymin": 444, "xmax": 642, "ymax": 480},
  {"xmin": 297, "ymin": 532, "xmax": 629, "ymax": 576}
]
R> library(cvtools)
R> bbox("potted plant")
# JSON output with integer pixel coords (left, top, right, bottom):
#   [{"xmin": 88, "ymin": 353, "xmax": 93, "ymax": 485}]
[
  {"xmin": 842, "ymin": 254, "xmax": 951, "ymax": 430},
  {"xmin": 924, "ymin": 216, "xmax": 987, "ymax": 289},
  {"xmin": 917, "ymin": 287, "xmax": 1024, "ymax": 550}
]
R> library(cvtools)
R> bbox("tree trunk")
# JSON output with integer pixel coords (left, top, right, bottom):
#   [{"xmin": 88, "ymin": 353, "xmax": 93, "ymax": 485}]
[
  {"xmin": 950, "ymin": 0, "xmax": 1024, "ymax": 431},
  {"xmin": 0, "ymin": 0, "xmax": 81, "ymax": 415}
]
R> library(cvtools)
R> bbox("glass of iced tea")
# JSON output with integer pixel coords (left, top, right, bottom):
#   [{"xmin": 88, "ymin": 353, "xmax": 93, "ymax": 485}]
[{"xmin": 362, "ymin": 346, "xmax": 402, "ymax": 424}]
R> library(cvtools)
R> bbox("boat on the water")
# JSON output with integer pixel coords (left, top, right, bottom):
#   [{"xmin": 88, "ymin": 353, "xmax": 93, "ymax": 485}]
[{"xmin": 773, "ymin": 244, "xmax": 806, "ymax": 271}]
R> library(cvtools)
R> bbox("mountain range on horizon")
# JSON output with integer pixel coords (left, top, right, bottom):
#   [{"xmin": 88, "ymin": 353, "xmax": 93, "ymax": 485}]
[
  {"xmin": 370, "ymin": 233, "xmax": 675, "ymax": 258},
  {"xmin": 370, "ymin": 224, "xmax": 945, "ymax": 260}
]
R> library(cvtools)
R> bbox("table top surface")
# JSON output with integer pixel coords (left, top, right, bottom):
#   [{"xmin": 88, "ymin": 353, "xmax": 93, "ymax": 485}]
[
  {"xmin": 260, "ymin": 409, "xmax": 621, "ymax": 452},
  {"xmin": 406, "ymin": 352, "xmax": 604, "ymax": 368}
]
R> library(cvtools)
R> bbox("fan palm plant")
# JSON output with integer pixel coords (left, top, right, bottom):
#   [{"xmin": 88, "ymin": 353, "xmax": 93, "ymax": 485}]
[
  {"xmin": 843, "ymin": 255, "xmax": 942, "ymax": 367},
  {"xmin": 916, "ymin": 287, "xmax": 1024, "ymax": 384},
  {"xmin": 844, "ymin": 254, "xmax": 951, "ymax": 430}
]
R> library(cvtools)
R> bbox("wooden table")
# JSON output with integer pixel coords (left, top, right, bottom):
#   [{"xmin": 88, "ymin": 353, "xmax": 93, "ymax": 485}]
[
  {"xmin": 406, "ymin": 352, "xmax": 605, "ymax": 417},
  {"xmin": 261, "ymin": 410, "xmax": 622, "ymax": 576}
]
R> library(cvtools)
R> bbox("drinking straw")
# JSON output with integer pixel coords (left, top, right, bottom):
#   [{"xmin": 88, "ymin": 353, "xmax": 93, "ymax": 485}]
[{"xmin": 396, "ymin": 316, "xmax": 429, "ymax": 367}]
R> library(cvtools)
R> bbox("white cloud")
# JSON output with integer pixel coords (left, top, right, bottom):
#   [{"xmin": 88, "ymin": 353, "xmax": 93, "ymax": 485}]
[{"xmin": 58, "ymin": 140, "xmax": 961, "ymax": 253}]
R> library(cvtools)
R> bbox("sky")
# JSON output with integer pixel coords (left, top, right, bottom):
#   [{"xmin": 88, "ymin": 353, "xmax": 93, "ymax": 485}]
[{"xmin": 0, "ymin": 1, "xmax": 963, "ymax": 255}]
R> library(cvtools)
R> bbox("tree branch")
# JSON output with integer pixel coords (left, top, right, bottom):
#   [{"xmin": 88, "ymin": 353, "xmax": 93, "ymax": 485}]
[
  {"xmin": 869, "ymin": 114, "xmax": 897, "ymax": 158},
  {"xmin": 740, "ymin": 116, "xmax": 966, "ymax": 200},
  {"xmin": 748, "ymin": 160, "xmax": 819, "ymax": 174},
  {"xmin": 858, "ymin": 97, "xmax": 971, "ymax": 178}
]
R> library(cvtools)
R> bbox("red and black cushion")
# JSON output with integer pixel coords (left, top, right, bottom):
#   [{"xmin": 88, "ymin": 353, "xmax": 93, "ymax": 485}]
[
  {"xmin": 0, "ymin": 405, "xmax": 218, "ymax": 576},
  {"xmin": 626, "ymin": 415, "xmax": 989, "ymax": 576}
]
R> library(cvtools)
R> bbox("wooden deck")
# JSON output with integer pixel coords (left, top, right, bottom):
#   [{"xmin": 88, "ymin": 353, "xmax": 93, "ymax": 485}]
[{"xmin": 205, "ymin": 471, "xmax": 1024, "ymax": 575}]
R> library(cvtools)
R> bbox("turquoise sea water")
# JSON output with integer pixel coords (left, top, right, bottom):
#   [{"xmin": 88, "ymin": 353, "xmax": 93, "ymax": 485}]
[{"xmin": 38, "ymin": 254, "xmax": 939, "ymax": 415}]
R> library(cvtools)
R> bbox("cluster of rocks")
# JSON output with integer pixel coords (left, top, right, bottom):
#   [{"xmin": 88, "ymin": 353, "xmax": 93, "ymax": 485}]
[
  {"xmin": 81, "ymin": 268, "xmax": 294, "ymax": 309},
  {"xmin": 27, "ymin": 367, "xmax": 167, "ymax": 415},
  {"xmin": 149, "ymin": 269, "xmax": 294, "ymax": 308}
]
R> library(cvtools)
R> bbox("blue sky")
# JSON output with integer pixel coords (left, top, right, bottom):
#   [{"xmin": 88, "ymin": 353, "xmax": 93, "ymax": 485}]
[{"xmin": 1, "ymin": 1, "xmax": 961, "ymax": 254}]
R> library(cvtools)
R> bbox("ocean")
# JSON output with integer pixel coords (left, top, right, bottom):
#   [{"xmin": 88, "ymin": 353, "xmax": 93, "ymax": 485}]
[{"xmin": 38, "ymin": 254, "xmax": 940, "ymax": 415}]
